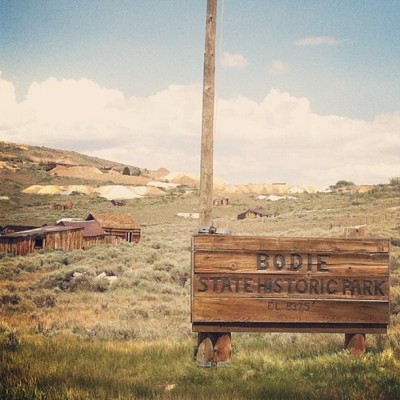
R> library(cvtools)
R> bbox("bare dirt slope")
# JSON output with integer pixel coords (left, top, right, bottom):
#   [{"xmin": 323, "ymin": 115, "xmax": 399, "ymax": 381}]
[{"xmin": 49, "ymin": 165, "xmax": 151, "ymax": 185}]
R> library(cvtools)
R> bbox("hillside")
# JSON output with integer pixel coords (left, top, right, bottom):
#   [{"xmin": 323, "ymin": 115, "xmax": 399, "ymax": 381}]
[
  {"xmin": 0, "ymin": 140, "xmax": 158, "ymax": 178},
  {"xmin": 1, "ymin": 141, "xmax": 380, "ymax": 203},
  {"xmin": 1, "ymin": 138, "xmax": 400, "ymax": 235},
  {"xmin": 0, "ymin": 139, "xmax": 391, "ymax": 229},
  {"xmin": 1, "ymin": 142, "xmax": 400, "ymax": 399},
  {"xmin": 0, "ymin": 141, "xmax": 140, "ymax": 170},
  {"xmin": 0, "ymin": 141, "xmax": 176, "ymax": 204}
]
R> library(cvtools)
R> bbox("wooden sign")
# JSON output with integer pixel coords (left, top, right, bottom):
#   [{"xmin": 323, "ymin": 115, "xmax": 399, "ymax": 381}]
[{"xmin": 191, "ymin": 235, "xmax": 390, "ymax": 334}]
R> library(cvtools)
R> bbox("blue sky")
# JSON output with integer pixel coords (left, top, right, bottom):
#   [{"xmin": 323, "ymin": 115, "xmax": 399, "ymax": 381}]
[
  {"xmin": 1, "ymin": 1, "xmax": 206, "ymax": 99},
  {"xmin": 0, "ymin": 0, "xmax": 399, "ymax": 186}
]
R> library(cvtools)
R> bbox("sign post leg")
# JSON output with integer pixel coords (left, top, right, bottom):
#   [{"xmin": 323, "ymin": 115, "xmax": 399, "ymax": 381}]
[
  {"xmin": 345, "ymin": 333, "xmax": 366, "ymax": 356},
  {"xmin": 196, "ymin": 332, "xmax": 232, "ymax": 367}
]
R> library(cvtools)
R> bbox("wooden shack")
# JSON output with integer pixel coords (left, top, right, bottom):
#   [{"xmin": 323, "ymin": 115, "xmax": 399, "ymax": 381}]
[
  {"xmin": 57, "ymin": 220, "xmax": 117, "ymax": 248},
  {"xmin": 237, "ymin": 208, "xmax": 276, "ymax": 220},
  {"xmin": 86, "ymin": 213, "xmax": 141, "ymax": 243},
  {"xmin": 0, "ymin": 225, "xmax": 84, "ymax": 256},
  {"xmin": 213, "ymin": 197, "xmax": 229, "ymax": 206},
  {"xmin": 0, "ymin": 225, "xmax": 39, "ymax": 235}
]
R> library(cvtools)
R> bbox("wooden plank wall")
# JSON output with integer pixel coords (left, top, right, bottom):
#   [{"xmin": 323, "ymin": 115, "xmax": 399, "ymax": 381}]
[
  {"xmin": 0, "ymin": 230, "xmax": 84, "ymax": 256},
  {"xmin": 0, "ymin": 237, "xmax": 34, "ymax": 256},
  {"xmin": 192, "ymin": 235, "xmax": 390, "ymax": 333},
  {"xmin": 45, "ymin": 230, "xmax": 84, "ymax": 251},
  {"xmin": 103, "ymin": 228, "xmax": 141, "ymax": 243},
  {"xmin": 84, "ymin": 236, "xmax": 107, "ymax": 249}
]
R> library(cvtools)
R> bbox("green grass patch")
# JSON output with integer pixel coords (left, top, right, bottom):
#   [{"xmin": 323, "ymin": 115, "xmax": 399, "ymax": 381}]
[{"xmin": 1, "ymin": 335, "xmax": 400, "ymax": 399}]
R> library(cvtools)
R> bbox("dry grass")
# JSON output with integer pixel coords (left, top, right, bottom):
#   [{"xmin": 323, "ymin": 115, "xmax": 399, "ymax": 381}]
[
  {"xmin": 1, "ymin": 186, "xmax": 400, "ymax": 340},
  {"xmin": 1, "ymin": 184, "xmax": 400, "ymax": 398}
]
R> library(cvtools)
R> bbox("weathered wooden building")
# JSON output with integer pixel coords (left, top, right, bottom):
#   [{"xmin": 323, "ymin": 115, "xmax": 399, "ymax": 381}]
[
  {"xmin": 57, "ymin": 220, "xmax": 118, "ymax": 248},
  {"xmin": 213, "ymin": 197, "xmax": 229, "ymax": 206},
  {"xmin": 0, "ymin": 225, "xmax": 84, "ymax": 256},
  {"xmin": 237, "ymin": 208, "xmax": 276, "ymax": 220},
  {"xmin": 86, "ymin": 213, "xmax": 141, "ymax": 243},
  {"xmin": 0, "ymin": 225, "xmax": 39, "ymax": 235}
]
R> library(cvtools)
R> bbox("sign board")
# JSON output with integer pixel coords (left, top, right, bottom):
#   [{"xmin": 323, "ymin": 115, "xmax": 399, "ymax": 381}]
[{"xmin": 191, "ymin": 235, "xmax": 390, "ymax": 334}]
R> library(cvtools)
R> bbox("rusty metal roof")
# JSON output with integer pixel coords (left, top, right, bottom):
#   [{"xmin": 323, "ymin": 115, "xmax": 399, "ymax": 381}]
[
  {"xmin": 251, "ymin": 208, "xmax": 275, "ymax": 216},
  {"xmin": 0, "ymin": 225, "xmax": 39, "ymax": 234},
  {"xmin": 58, "ymin": 220, "xmax": 107, "ymax": 237},
  {"xmin": 238, "ymin": 208, "xmax": 276, "ymax": 218},
  {"xmin": 86, "ymin": 213, "xmax": 140, "ymax": 229},
  {"xmin": 0, "ymin": 225, "xmax": 83, "ymax": 238}
]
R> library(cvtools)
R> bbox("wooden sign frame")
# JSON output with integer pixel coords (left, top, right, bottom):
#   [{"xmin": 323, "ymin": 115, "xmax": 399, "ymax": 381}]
[{"xmin": 191, "ymin": 235, "xmax": 390, "ymax": 334}]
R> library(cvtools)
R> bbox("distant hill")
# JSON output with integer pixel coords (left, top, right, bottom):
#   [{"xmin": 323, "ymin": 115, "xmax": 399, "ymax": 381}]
[
  {"xmin": 0, "ymin": 140, "xmax": 378, "ymax": 198},
  {"xmin": 0, "ymin": 141, "xmax": 175, "ymax": 200},
  {"xmin": 0, "ymin": 141, "xmax": 146, "ymax": 172}
]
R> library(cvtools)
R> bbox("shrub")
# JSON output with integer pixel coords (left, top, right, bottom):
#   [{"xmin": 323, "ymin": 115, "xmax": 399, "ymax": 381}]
[
  {"xmin": 69, "ymin": 275, "xmax": 98, "ymax": 292},
  {"xmin": 390, "ymin": 177, "xmax": 400, "ymax": 186},
  {"xmin": 131, "ymin": 167, "xmax": 141, "ymax": 176},
  {"xmin": 0, "ymin": 322, "xmax": 20, "ymax": 351},
  {"xmin": 122, "ymin": 166, "xmax": 131, "ymax": 175},
  {"xmin": 32, "ymin": 294, "xmax": 56, "ymax": 308},
  {"xmin": 0, "ymin": 293, "xmax": 21, "ymax": 306},
  {"xmin": 330, "ymin": 180, "xmax": 355, "ymax": 191}
]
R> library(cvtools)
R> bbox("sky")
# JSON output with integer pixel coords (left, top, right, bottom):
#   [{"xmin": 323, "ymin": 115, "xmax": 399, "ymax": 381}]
[{"xmin": 0, "ymin": 0, "xmax": 399, "ymax": 187}]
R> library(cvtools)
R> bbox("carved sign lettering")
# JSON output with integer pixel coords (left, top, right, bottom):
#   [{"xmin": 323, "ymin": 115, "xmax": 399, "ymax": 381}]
[
  {"xmin": 191, "ymin": 235, "xmax": 390, "ymax": 333},
  {"xmin": 196, "ymin": 276, "xmax": 387, "ymax": 297}
]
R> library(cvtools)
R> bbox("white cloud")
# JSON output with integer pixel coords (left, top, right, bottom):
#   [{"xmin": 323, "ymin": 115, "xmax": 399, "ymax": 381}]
[
  {"xmin": 0, "ymin": 76, "xmax": 203, "ymax": 170},
  {"xmin": 0, "ymin": 78, "xmax": 34, "ymax": 130},
  {"xmin": 293, "ymin": 36, "xmax": 351, "ymax": 46},
  {"xmin": 26, "ymin": 77, "xmax": 124, "ymax": 126},
  {"xmin": 0, "ymin": 76, "xmax": 399, "ymax": 186},
  {"xmin": 269, "ymin": 60, "xmax": 289, "ymax": 75},
  {"xmin": 213, "ymin": 89, "xmax": 399, "ymax": 185},
  {"xmin": 221, "ymin": 52, "xmax": 249, "ymax": 69}
]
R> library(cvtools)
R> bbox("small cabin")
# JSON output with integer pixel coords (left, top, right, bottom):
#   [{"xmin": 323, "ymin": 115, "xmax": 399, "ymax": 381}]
[
  {"xmin": 86, "ymin": 213, "xmax": 141, "ymax": 243},
  {"xmin": 57, "ymin": 220, "xmax": 115, "ymax": 248},
  {"xmin": 213, "ymin": 197, "xmax": 229, "ymax": 207},
  {"xmin": 237, "ymin": 208, "xmax": 276, "ymax": 220},
  {"xmin": 0, "ymin": 225, "xmax": 84, "ymax": 256}
]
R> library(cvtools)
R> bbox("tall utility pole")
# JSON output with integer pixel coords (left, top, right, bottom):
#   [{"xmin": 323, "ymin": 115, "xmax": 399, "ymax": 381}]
[
  {"xmin": 199, "ymin": 0, "xmax": 217, "ymax": 232},
  {"xmin": 196, "ymin": 0, "xmax": 232, "ymax": 367}
]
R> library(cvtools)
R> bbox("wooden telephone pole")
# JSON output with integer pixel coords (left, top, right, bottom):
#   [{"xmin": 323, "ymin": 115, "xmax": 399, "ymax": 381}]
[
  {"xmin": 196, "ymin": 0, "xmax": 232, "ymax": 366},
  {"xmin": 199, "ymin": 0, "xmax": 217, "ymax": 232}
]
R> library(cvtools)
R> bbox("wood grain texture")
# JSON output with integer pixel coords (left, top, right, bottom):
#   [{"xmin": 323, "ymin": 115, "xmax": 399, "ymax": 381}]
[
  {"xmin": 191, "ymin": 235, "xmax": 390, "ymax": 333},
  {"xmin": 193, "ymin": 298, "xmax": 389, "ymax": 324},
  {"xmin": 192, "ymin": 322, "xmax": 387, "ymax": 334},
  {"xmin": 193, "ymin": 235, "xmax": 389, "ymax": 253},
  {"xmin": 345, "ymin": 333, "xmax": 366, "ymax": 356}
]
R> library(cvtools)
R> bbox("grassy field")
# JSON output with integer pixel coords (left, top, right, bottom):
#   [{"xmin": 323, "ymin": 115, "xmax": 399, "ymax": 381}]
[
  {"xmin": 1, "ymin": 183, "xmax": 400, "ymax": 399},
  {"xmin": 2, "ymin": 334, "xmax": 400, "ymax": 399}
]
